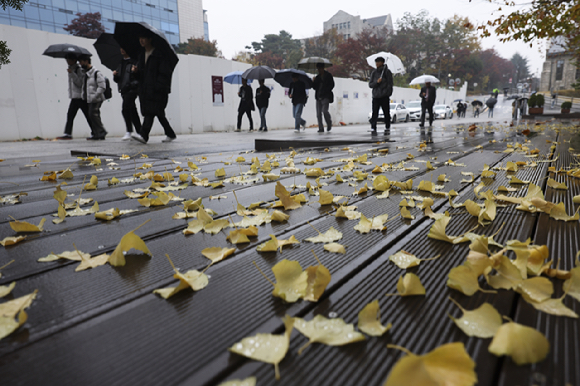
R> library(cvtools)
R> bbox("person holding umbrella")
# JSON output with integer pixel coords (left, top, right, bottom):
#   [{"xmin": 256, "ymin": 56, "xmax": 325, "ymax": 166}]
[
  {"xmin": 113, "ymin": 48, "xmax": 141, "ymax": 140},
  {"xmin": 419, "ymin": 81, "xmax": 436, "ymax": 127},
  {"xmin": 255, "ymin": 80, "xmax": 270, "ymax": 132},
  {"xmin": 56, "ymin": 53, "xmax": 93, "ymax": 140},
  {"xmin": 368, "ymin": 56, "xmax": 393, "ymax": 135},
  {"xmin": 289, "ymin": 73, "xmax": 308, "ymax": 133},
  {"xmin": 78, "ymin": 55, "xmax": 108, "ymax": 140},
  {"xmin": 236, "ymin": 78, "xmax": 254, "ymax": 132},
  {"xmin": 312, "ymin": 62, "xmax": 335, "ymax": 132}
]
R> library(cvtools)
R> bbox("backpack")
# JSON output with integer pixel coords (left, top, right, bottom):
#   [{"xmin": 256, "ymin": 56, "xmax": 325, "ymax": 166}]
[{"xmin": 95, "ymin": 71, "xmax": 113, "ymax": 100}]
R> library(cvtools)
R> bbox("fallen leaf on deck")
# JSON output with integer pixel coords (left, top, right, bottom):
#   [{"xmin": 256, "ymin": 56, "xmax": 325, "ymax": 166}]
[
  {"xmin": 305, "ymin": 226, "xmax": 343, "ymax": 243},
  {"xmin": 257, "ymin": 234, "xmax": 300, "ymax": 253},
  {"xmin": 0, "ymin": 290, "xmax": 38, "ymax": 341},
  {"xmin": 400, "ymin": 207, "xmax": 414, "ymax": 220},
  {"xmin": 386, "ymin": 273, "xmax": 426, "ymax": 296},
  {"xmin": 275, "ymin": 182, "xmax": 301, "ymax": 210},
  {"xmin": 547, "ymin": 178, "xmax": 567, "ymax": 190},
  {"xmin": 218, "ymin": 377, "xmax": 256, "ymax": 386},
  {"xmin": 358, "ymin": 299, "xmax": 391, "ymax": 337},
  {"xmin": 389, "ymin": 250, "xmax": 440, "ymax": 269},
  {"xmin": 304, "ymin": 251, "xmax": 331, "ymax": 302},
  {"xmin": 0, "ymin": 236, "xmax": 26, "ymax": 247},
  {"xmin": 324, "ymin": 243, "xmax": 346, "ymax": 254},
  {"xmin": 153, "ymin": 254, "xmax": 209, "ymax": 299},
  {"xmin": 84, "ymin": 175, "xmax": 98, "ymax": 190},
  {"xmin": 108, "ymin": 221, "xmax": 152, "ymax": 267},
  {"xmin": 254, "ymin": 260, "xmax": 307, "ymax": 302},
  {"xmin": 0, "ymin": 282, "xmax": 16, "ymax": 298},
  {"xmin": 488, "ymin": 322, "xmax": 549, "ymax": 365},
  {"xmin": 448, "ymin": 264, "xmax": 496, "ymax": 296},
  {"xmin": 202, "ymin": 247, "xmax": 236, "ymax": 264},
  {"xmin": 271, "ymin": 210, "xmax": 289, "ymax": 222},
  {"xmin": 9, "ymin": 218, "xmax": 45, "ymax": 233},
  {"xmin": 94, "ymin": 208, "xmax": 121, "ymax": 221},
  {"xmin": 294, "ymin": 315, "xmax": 365, "ymax": 354},
  {"xmin": 448, "ymin": 298, "xmax": 502, "ymax": 338}
]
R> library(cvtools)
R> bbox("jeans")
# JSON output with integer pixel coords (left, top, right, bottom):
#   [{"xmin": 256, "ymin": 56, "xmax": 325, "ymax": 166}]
[
  {"xmin": 122, "ymin": 91, "xmax": 141, "ymax": 133},
  {"xmin": 316, "ymin": 98, "xmax": 332, "ymax": 131},
  {"xmin": 259, "ymin": 107, "xmax": 267, "ymax": 129},
  {"xmin": 64, "ymin": 98, "xmax": 92, "ymax": 135},
  {"xmin": 293, "ymin": 103, "xmax": 306, "ymax": 130},
  {"xmin": 370, "ymin": 97, "xmax": 390, "ymax": 129},
  {"xmin": 237, "ymin": 108, "xmax": 253, "ymax": 130},
  {"xmin": 88, "ymin": 102, "xmax": 107, "ymax": 138},
  {"xmin": 488, "ymin": 108, "xmax": 494, "ymax": 118}
]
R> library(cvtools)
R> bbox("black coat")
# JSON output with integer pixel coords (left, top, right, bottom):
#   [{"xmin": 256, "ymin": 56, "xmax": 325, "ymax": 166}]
[
  {"xmin": 238, "ymin": 85, "xmax": 255, "ymax": 112},
  {"xmin": 369, "ymin": 66, "xmax": 393, "ymax": 99},
  {"xmin": 113, "ymin": 57, "xmax": 138, "ymax": 94},
  {"xmin": 255, "ymin": 85, "xmax": 270, "ymax": 109},
  {"xmin": 312, "ymin": 70, "xmax": 335, "ymax": 101},
  {"xmin": 420, "ymin": 85, "xmax": 436, "ymax": 106},
  {"xmin": 289, "ymin": 81, "xmax": 307, "ymax": 105},
  {"xmin": 136, "ymin": 49, "xmax": 174, "ymax": 115}
]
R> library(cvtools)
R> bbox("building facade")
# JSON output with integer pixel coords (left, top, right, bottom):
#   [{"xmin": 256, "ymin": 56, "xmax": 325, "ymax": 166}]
[
  {"xmin": 0, "ymin": 0, "xmax": 207, "ymax": 46},
  {"xmin": 540, "ymin": 37, "xmax": 579, "ymax": 92},
  {"xmin": 323, "ymin": 10, "xmax": 393, "ymax": 40}
]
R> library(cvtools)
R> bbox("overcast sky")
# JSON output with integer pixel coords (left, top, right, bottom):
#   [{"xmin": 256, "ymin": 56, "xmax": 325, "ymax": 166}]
[{"xmin": 204, "ymin": 0, "xmax": 546, "ymax": 77}]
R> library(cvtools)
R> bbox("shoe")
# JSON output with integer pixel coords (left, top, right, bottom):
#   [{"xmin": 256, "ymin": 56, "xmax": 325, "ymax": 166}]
[
  {"xmin": 162, "ymin": 136, "xmax": 176, "ymax": 142},
  {"xmin": 86, "ymin": 136, "xmax": 98, "ymax": 140},
  {"xmin": 317, "ymin": 130, "xmax": 324, "ymax": 133},
  {"xmin": 263, "ymin": 128, "xmax": 267, "ymax": 132},
  {"xmin": 294, "ymin": 129, "xmax": 300, "ymax": 133},
  {"xmin": 131, "ymin": 133, "xmax": 147, "ymax": 144},
  {"xmin": 302, "ymin": 121, "xmax": 307, "ymax": 131},
  {"xmin": 371, "ymin": 130, "xmax": 377, "ymax": 136},
  {"xmin": 384, "ymin": 130, "xmax": 391, "ymax": 135},
  {"xmin": 327, "ymin": 127, "xmax": 332, "ymax": 132},
  {"xmin": 56, "ymin": 135, "xmax": 72, "ymax": 140},
  {"xmin": 258, "ymin": 128, "xmax": 263, "ymax": 131},
  {"xmin": 122, "ymin": 132, "xmax": 132, "ymax": 140},
  {"xmin": 419, "ymin": 124, "xmax": 425, "ymax": 127}
]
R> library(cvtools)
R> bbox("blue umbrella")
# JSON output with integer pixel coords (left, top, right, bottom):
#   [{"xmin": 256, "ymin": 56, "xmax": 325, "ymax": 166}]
[{"xmin": 224, "ymin": 71, "xmax": 253, "ymax": 85}]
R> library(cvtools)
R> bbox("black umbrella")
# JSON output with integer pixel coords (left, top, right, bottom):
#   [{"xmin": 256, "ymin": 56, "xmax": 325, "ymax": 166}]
[
  {"xmin": 93, "ymin": 33, "xmax": 123, "ymax": 71},
  {"xmin": 114, "ymin": 22, "xmax": 179, "ymax": 70},
  {"xmin": 274, "ymin": 69, "xmax": 313, "ymax": 88},
  {"xmin": 242, "ymin": 65, "xmax": 276, "ymax": 80},
  {"xmin": 297, "ymin": 57, "xmax": 333, "ymax": 71},
  {"xmin": 471, "ymin": 100, "xmax": 483, "ymax": 107},
  {"xmin": 42, "ymin": 44, "xmax": 92, "ymax": 59},
  {"xmin": 486, "ymin": 97, "xmax": 497, "ymax": 108}
]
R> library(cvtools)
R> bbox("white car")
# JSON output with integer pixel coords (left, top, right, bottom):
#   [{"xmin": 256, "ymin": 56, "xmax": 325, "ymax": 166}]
[
  {"xmin": 367, "ymin": 103, "xmax": 410, "ymax": 123},
  {"xmin": 406, "ymin": 100, "xmax": 424, "ymax": 121},
  {"xmin": 433, "ymin": 105, "xmax": 453, "ymax": 119}
]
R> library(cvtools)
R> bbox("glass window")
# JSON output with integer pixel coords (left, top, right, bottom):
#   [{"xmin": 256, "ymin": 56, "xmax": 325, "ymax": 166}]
[
  {"xmin": 167, "ymin": 0, "xmax": 177, "ymax": 11},
  {"xmin": 101, "ymin": 8, "xmax": 112, "ymax": 19},
  {"xmin": 53, "ymin": 10, "xmax": 67, "ymax": 24},
  {"xmin": 556, "ymin": 60, "xmax": 564, "ymax": 81},
  {"xmin": 161, "ymin": 21, "xmax": 169, "ymax": 31},
  {"xmin": 113, "ymin": 9, "xmax": 123, "ymax": 21},
  {"xmin": 39, "ymin": 9, "xmax": 54, "ymax": 22},
  {"xmin": 168, "ymin": 12, "xmax": 177, "ymax": 22},
  {"xmin": 159, "ymin": 0, "xmax": 168, "ymax": 9},
  {"xmin": 169, "ymin": 23, "xmax": 178, "ymax": 33},
  {"xmin": 66, "ymin": 13, "xmax": 76, "ymax": 23},
  {"xmin": 41, "ymin": 23, "xmax": 56, "ymax": 32},
  {"xmin": 23, "ymin": 5, "xmax": 40, "ymax": 20},
  {"xmin": 102, "ymin": 20, "xmax": 114, "ymax": 32},
  {"xmin": 65, "ymin": 0, "xmax": 78, "ymax": 12},
  {"xmin": 11, "ymin": 18, "xmax": 27, "ymax": 28},
  {"xmin": 132, "ymin": 3, "xmax": 142, "ymax": 14},
  {"xmin": 27, "ymin": 21, "xmax": 41, "ymax": 30},
  {"xmin": 0, "ymin": 15, "xmax": 10, "ymax": 24},
  {"xmin": 575, "ymin": 68, "xmax": 580, "ymax": 80},
  {"xmin": 151, "ymin": 19, "xmax": 161, "ymax": 29},
  {"xmin": 150, "ymin": 7, "xmax": 160, "ymax": 19},
  {"xmin": 52, "ymin": 0, "xmax": 65, "ymax": 8},
  {"xmin": 122, "ymin": 1, "xmax": 133, "ymax": 11},
  {"xmin": 38, "ymin": 0, "xmax": 53, "ymax": 6},
  {"xmin": 101, "ymin": 0, "xmax": 112, "ymax": 6}
]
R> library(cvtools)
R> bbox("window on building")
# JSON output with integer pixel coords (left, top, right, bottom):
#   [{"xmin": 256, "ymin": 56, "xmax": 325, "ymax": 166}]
[
  {"xmin": 576, "ymin": 67, "xmax": 580, "ymax": 80},
  {"xmin": 556, "ymin": 60, "xmax": 564, "ymax": 81},
  {"xmin": 347, "ymin": 21, "xmax": 350, "ymax": 29}
]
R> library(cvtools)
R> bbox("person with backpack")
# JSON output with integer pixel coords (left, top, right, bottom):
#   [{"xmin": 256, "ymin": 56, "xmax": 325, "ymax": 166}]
[
  {"xmin": 113, "ymin": 48, "xmax": 141, "ymax": 140},
  {"xmin": 78, "ymin": 55, "xmax": 108, "ymax": 140},
  {"xmin": 368, "ymin": 56, "xmax": 393, "ymax": 135}
]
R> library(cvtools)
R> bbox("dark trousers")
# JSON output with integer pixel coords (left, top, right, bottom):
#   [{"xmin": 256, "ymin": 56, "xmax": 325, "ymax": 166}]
[
  {"xmin": 420, "ymin": 103, "xmax": 434, "ymax": 126},
  {"xmin": 316, "ymin": 98, "xmax": 332, "ymax": 131},
  {"xmin": 88, "ymin": 102, "xmax": 107, "ymax": 138},
  {"xmin": 64, "ymin": 98, "xmax": 92, "ymax": 135},
  {"xmin": 237, "ymin": 108, "xmax": 253, "ymax": 130},
  {"xmin": 122, "ymin": 92, "xmax": 141, "ymax": 133},
  {"xmin": 370, "ymin": 97, "xmax": 390, "ymax": 130},
  {"xmin": 140, "ymin": 111, "xmax": 175, "ymax": 142},
  {"xmin": 258, "ymin": 107, "xmax": 267, "ymax": 129}
]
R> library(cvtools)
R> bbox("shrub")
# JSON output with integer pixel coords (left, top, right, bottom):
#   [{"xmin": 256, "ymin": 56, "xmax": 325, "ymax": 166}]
[
  {"xmin": 536, "ymin": 94, "xmax": 545, "ymax": 107},
  {"xmin": 527, "ymin": 94, "xmax": 537, "ymax": 108},
  {"xmin": 561, "ymin": 101, "xmax": 572, "ymax": 109}
]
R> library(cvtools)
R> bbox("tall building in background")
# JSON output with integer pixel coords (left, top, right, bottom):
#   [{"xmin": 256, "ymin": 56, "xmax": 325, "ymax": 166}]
[
  {"xmin": 0, "ymin": 0, "xmax": 207, "ymax": 46},
  {"xmin": 323, "ymin": 10, "xmax": 393, "ymax": 40}
]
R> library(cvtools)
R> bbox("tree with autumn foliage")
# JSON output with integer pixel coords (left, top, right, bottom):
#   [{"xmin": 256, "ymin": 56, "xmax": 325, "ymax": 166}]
[
  {"xmin": 333, "ymin": 27, "xmax": 392, "ymax": 79},
  {"xmin": 63, "ymin": 12, "xmax": 105, "ymax": 39},
  {"xmin": 175, "ymin": 37, "xmax": 220, "ymax": 57},
  {"xmin": 303, "ymin": 28, "xmax": 344, "ymax": 65}
]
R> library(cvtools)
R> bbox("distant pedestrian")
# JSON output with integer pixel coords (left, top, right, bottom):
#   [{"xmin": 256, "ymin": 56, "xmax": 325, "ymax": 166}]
[
  {"xmin": 419, "ymin": 81, "xmax": 436, "ymax": 127},
  {"xmin": 288, "ymin": 73, "xmax": 307, "ymax": 132},
  {"xmin": 462, "ymin": 102, "xmax": 468, "ymax": 117},
  {"xmin": 486, "ymin": 96, "xmax": 497, "ymax": 118},
  {"xmin": 312, "ymin": 62, "xmax": 335, "ymax": 132},
  {"xmin": 236, "ymin": 78, "xmax": 254, "ymax": 132},
  {"xmin": 78, "ymin": 55, "xmax": 107, "ymax": 140},
  {"xmin": 474, "ymin": 106, "xmax": 480, "ymax": 117},
  {"xmin": 255, "ymin": 80, "xmax": 270, "ymax": 132},
  {"xmin": 551, "ymin": 92, "xmax": 557, "ymax": 108},
  {"xmin": 131, "ymin": 32, "xmax": 176, "ymax": 144},
  {"xmin": 56, "ymin": 53, "xmax": 93, "ymax": 140},
  {"xmin": 368, "ymin": 57, "xmax": 393, "ymax": 135},
  {"xmin": 487, "ymin": 105, "xmax": 494, "ymax": 118},
  {"xmin": 113, "ymin": 48, "xmax": 141, "ymax": 140}
]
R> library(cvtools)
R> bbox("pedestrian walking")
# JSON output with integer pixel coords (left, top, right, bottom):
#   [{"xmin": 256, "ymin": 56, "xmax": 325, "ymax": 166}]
[
  {"xmin": 255, "ymin": 80, "xmax": 270, "ymax": 132},
  {"xmin": 131, "ymin": 32, "xmax": 176, "ymax": 144},
  {"xmin": 419, "ymin": 81, "xmax": 436, "ymax": 127},
  {"xmin": 236, "ymin": 78, "xmax": 254, "ymax": 132},
  {"xmin": 368, "ymin": 56, "xmax": 393, "ymax": 135},
  {"xmin": 78, "ymin": 55, "xmax": 107, "ymax": 140},
  {"xmin": 288, "ymin": 74, "xmax": 307, "ymax": 132},
  {"xmin": 474, "ymin": 106, "xmax": 480, "ymax": 117},
  {"xmin": 486, "ymin": 96, "xmax": 497, "ymax": 118},
  {"xmin": 312, "ymin": 62, "xmax": 335, "ymax": 132},
  {"xmin": 113, "ymin": 48, "xmax": 141, "ymax": 140},
  {"xmin": 56, "ymin": 53, "xmax": 93, "ymax": 140}
]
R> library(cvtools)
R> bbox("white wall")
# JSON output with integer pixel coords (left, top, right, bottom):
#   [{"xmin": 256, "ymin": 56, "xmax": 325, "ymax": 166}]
[{"xmin": 0, "ymin": 24, "xmax": 467, "ymax": 140}]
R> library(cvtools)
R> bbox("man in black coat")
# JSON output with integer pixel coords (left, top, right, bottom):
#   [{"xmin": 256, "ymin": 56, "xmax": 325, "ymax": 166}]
[
  {"xmin": 288, "ymin": 74, "xmax": 307, "ymax": 132},
  {"xmin": 113, "ymin": 48, "xmax": 141, "ymax": 140},
  {"xmin": 131, "ymin": 33, "xmax": 176, "ymax": 144},
  {"xmin": 368, "ymin": 57, "xmax": 393, "ymax": 135},
  {"xmin": 255, "ymin": 79, "xmax": 270, "ymax": 132},
  {"xmin": 236, "ymin": 78, "xmax": 254, "ymax": 132},
  {"xmin": 419, "ymin": 81, "xmax": 436, "ymax": 127},
  {"xmin": 312, "ymin": 63, "xmax": 334, "ymax": 132}
]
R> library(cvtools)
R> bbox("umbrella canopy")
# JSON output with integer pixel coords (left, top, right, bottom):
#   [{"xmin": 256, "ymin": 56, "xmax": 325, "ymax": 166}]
[
  {"xmin": 114, "ymin": 22, "xmax": 178, "ymax": 70},
  {"xmin": 453, "ymin": 99, "xmax": 463, "ymax": 102},
  {"xmin": 42, "ymin": 44, "xmax": 92, "ymax": 59},
  {"xmin": 224, "ymin": 71, "xmax": 253, "ymax": 85},
  {"xmin": 274, "ymin": 69, "xmax": 313, "ymax": 89},
  {"xmin": 93, "ymin": 33, "xmax": 123, "ymax": 71},
  {"xmin": 471, "ymin": 100, "xmax": 483, "ymax": 107},
  {"xmin": 297, "ymin": 57, "xmax": 333, "ymax": 70},
  {"xmin": 409, "ymin": 74, "xmax": 440, "ymax": 85},
  {"xmin": 486, "ymin": 97, "xmax": 497, "ymax": 108},
  {"xmin": 366, "ymin": 52, "xmax": 405, "ymax": 75},
  {"xmin": 241, "ymin": 66, "xmax": 276, "ymax": 80}
]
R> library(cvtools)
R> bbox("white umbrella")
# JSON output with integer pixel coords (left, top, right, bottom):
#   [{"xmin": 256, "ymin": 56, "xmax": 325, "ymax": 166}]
[
  {"xmin": 409, "ymin": 74, "xmax": 440, "ymax": 85},
  {"xmin": 366, "ymin": 52, "xmax": 405, "ymax": 74}
]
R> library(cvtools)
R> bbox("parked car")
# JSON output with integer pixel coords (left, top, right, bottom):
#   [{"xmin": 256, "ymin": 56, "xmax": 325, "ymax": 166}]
[
  {"xmin": 506, "ymin": 94, "xmax": 521, "ymax": 100},
  {"xmin": 367, "ymin": 103, "xmax": 410, "ymax": 123},
  {"xmin": 433, "ymin": 105, "xmax": 453, "ymax": 119},
  {"xmin": 406, "ymin": 100, "xmax": 425, "ymax": 121}
]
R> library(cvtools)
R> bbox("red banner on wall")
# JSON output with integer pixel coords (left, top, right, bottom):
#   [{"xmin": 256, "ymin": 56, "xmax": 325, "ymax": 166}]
[{"xmin": 212, "ymin": 76, "xmax": 224, "ymax": 106}]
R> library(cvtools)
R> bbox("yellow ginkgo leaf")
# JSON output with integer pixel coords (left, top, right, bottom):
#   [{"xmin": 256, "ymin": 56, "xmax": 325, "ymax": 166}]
[
  {"xmin": 516, "ymin": 277, "xmax": 553, "ymax": 302},
  {"xmin": 386, "ymin": 273, "xmax": 426, "ymax": 296},
  {"xmin": 488, "ymin": 322, "xmax": 549, "ymax": 365},
  {"xmin": 549, "ymin": 202, "xmax": 580, "ymax": 221},
  {"xmin": 563, "ymin": 266, "xmax": 580, "ymax": 302},
  {"xmin": 427, "ymin": 215, "xmax": 461, "ymax": 243},
  {"xmin": 509, "ymin": 176, "xmax": 530, "ymax": 184},
  {"xmin": 354, "ymin": 214, "xmax": 372, "ymax": 233},
  {"xmin": 324, "ymin": 243, "xmax": 346, "ymax": 254},
  {"xmin": 215, "ymin": 168, "xmax": 226, "ymax": 177},
  {"xmin": 75, "ymin": 253, "xmax": 110, "ymax": 272},
  {"xmin": 218, "ymin": 377, "xmax": 256, "ymax": 386},
  {"xmin": 484, "ymin": 255, "xmax": 523, "ymax": 290},
  {"xmin": 447, "ymin": 265, "xmax": 496, "ymax": 296},
  {"xmin": 153, "ymin": 255, "xmax": 209, "ymax": 299},
  {"xmin": 0, "ymin": 290, "xmax": 38, "ymax": 341},
  {"xmin": 358, "ymin": 299, "xmax": 392, "ymax": 337},
  {"xmin": 547, "ymin": 178, "xmax": 568, "ymax": 190},
  {"xmin": 384, "ymin": 342, "xmax": 477, "ymax": 386},
  {"xmin": 0, "ymin": 282, "xmax": 16, "ymax": 298},
  {"xmin": 335, "ymin": 206, "xmax": 361, "ymax": 220},
  {"xmin": 274, "ymin": 182, "xmax": 301, "ymax": 210},
  {"xmin": 389, "ymin": 250, "xmax": 440, "ymax": 269},
  {"xmin": 271, "ymin": 210, "xmax": 289, "ymax": 222},
  {"xmin": 448, "ymin": 298, "xmax": 502, "ymax": 338},
  {"xmin": 94, "ymin": 208, "xmax": 121, "ymax": 221},
  {"xmin": 254, "ymin": 260, "xmax": 307, "ymax": 303},
  {"xmin": 9, "ymin": 218, "xmax": 46, "ymax": 233},
  {"xmin": 498, "ymin": 185, "xmax": 517, "ymax": 192},
  {"xmin": 201, "ymin": 247, "xmax": 236, "ymax": 264},
  {"xmin": 294, "ymin": 315, "xmax": 365, "ymax": 354},
  {"xmin": 84, "ymin": 175, "xmax": 98, "ymax": 190},
  {"xmin": 305, "ymin": 226, "xmax": 343, "ymax": 243},
  {"xmin": 318, "ymin": 189, "xmax": 334, "ymax": 205},
  {"xmin": 226, "ymin": 227, "xmax": 258, "ymax": 244},
  {"xmin": 40, "ymin": 172, "xmax": 56, "ymax": 181},
  {"xmin": 108, "ymin": 221, "xmax": 152, "ymax": 267},
  {"xmin": 304, "ymin": 253, "xmax": 331, "ymax": 302},
  {"xmin": 182, "ymin": 219, "xmax": 204, "ymax": 235},
  {"xmin": 229, "ymin": 315, "xmax": 294, "ymax": 380},
  {"xmin": 464, "ymin": 200, "xmax": 481, "ymax": 217},
  {"xmin": 37, "ymin": 249, "xmax": 90, "ymax": 262},
  {"xmin": 204, "ymin": 219, "xmax": 230, "ymax": 234},
  {"xmin": 400, "ymin": 207, "xmax": 414, "ymax": 220},
  {"xmin": 520, "ymin": 293, "xmax": 578, "ymax": 318},
  {"xmin": 58, "ymin": 169, "xmax": 74, "ymax": 179},
  {"xmin": 257, "ymin": 234, "xmax": 300, "ymax": 253}
]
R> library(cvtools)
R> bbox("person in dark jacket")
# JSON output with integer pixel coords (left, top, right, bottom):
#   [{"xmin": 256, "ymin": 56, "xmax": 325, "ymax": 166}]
[
  {"xmin": 368, "ymin": 57, "xmax": 393, "ymax": 135},
  {"xmin": 288, "ymin": 74, "xmax": 307, "ymax": 132},
  {"xmin": 312, "ymin": 63, "xmax": 335, "ymax": 132},
  {"xmin": 255, "ymin": 79, "xmax": 270, "ymax": 132},
  {"xmin": 113, "ymin": 48, "xmax": 141, "ymax": 140},
  {"xmin": 236, "ymin": 78, "xmax": 254, "ymax": 132},
  {"xmin": 419, "ymin": 81, "xmax": 436, "ymax": 127},
  {"xmin": 131, "ymin": 33, "xmax": 176, "ymax": 144}
]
